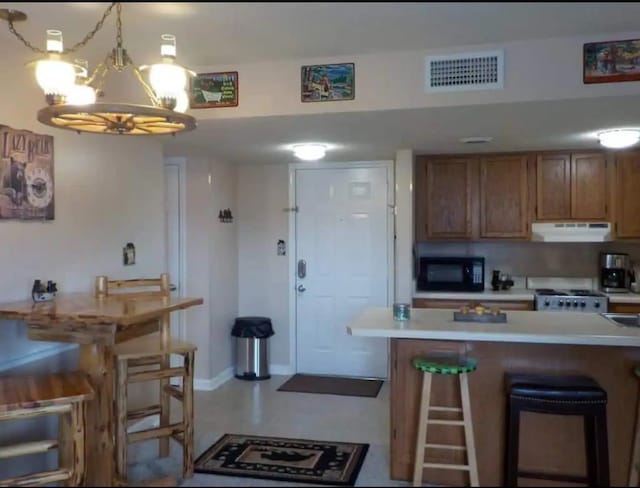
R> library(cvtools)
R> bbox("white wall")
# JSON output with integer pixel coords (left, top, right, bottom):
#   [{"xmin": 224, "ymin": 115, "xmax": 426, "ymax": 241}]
[
  {"xmin": 183, "ymin": 156, "xmax": 238, "ymax": 384},
  {"xmin": 192, "ymin": 30, "xmax": 640, "ymax": 122},
  {"xmin": 237, "ymin": 164, "xmax": 290, "ymax": 369}
]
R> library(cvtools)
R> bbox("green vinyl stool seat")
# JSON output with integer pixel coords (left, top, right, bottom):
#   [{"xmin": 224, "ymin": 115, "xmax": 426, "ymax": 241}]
[
  {"xmin": 412, "ymin": 356, "xmax": 477, "ymax": 375},
  {"xmin": 411, "ymin": 354, "xmax": 479, "ymax": 487}
]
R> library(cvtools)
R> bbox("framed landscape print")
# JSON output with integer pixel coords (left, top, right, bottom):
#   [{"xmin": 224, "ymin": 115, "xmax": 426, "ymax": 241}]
[
  {"xmin": 301, "ymin": 63, "xmax": 355, "ymax": 102},
  {"xmin": 584, "ymin": 38, "xmax": 640, "ymax": 84},
  {"xmin": 190, "ymin": 71, "xmax": 238, "ymax": 108}
]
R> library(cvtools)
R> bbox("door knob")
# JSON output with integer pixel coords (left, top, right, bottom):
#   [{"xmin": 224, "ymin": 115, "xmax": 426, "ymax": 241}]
[{"xmin": 297, "ymin": 284, "xmax": 306, "ymax": 293}]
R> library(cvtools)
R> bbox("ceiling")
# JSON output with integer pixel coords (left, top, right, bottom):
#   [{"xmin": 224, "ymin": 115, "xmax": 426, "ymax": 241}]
[{"xmin": 3, "ymin": 3, "xmax": 640, "ymax": 161}]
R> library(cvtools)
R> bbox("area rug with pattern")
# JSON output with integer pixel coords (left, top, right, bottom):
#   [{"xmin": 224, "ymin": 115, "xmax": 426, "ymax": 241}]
[{"xmin": 194, "ymin": 433, "xmax": 369, "ymax": 486}]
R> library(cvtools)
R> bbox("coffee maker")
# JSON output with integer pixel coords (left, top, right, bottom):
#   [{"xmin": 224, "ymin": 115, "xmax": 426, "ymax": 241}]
[{"xmin": 600, "ymin": 252, "xmax": 631, "ymax": 293}]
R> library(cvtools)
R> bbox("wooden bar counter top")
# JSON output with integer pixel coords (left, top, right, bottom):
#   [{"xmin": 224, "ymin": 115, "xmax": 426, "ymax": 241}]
[
  {"xmin": 0, "ymin": 292, "xmax": 204, "ymax": 486},
  {"xmin": 349, "ymin": 307, "xmax": 640, "ymax": 486}
]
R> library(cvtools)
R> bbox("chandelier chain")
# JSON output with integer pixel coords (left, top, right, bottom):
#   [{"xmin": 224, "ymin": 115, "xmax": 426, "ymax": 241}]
[
  {"xmin": 116, "ymin": 2, "xmax": 123, "ymax": 47},
  {"xmin": 6, "ymin": 2, "xmax": 118, "ymax": 55}
]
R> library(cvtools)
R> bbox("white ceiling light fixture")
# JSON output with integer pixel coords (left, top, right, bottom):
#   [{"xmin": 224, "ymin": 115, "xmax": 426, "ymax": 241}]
[
  {"xmin": 292, "ymin": 144, "xmax": 327, "ymax": 161},
  {"xmin": 598, "ymin": 129, "xmax": 640, "ymax": 149}
]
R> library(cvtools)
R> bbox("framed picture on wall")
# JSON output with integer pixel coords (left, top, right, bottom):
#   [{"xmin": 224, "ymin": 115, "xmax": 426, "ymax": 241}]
[
  {"xmin": 301, "ymin": 63, "xmax": 355, "ymax": 102},
  {"xmin": 584, "ymin": 38, "xmax": 640, "ymax": 84},
  {"xmin": 189, "ymin": 71, "xmax": 239, "ymax": 108},
  {"xmin": 0, "ymin": 125, "xmax": 54, "ymax": 221}
]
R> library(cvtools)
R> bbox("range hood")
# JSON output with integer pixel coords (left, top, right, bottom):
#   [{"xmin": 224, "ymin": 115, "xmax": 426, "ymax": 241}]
[{"xmin": 531, "ymin": 222, "xmax": 612, "ymax": 242}]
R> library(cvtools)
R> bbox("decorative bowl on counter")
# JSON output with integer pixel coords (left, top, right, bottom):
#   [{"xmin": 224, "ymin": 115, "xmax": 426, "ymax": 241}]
[{"xmin": 453, "ymin": 302, "xmax": 507, "ymax": 323}]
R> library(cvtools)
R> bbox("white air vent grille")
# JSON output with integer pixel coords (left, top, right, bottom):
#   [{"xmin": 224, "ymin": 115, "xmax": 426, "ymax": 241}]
[{"xmin": 426, "ymin": 50, "xmax": 504, "ymax": 93}]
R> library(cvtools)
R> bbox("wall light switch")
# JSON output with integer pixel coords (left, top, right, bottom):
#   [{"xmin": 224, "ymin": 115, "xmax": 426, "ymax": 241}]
[{"xmin": 123, "ymin": 242, "xmax": 136, "ymax": 266}]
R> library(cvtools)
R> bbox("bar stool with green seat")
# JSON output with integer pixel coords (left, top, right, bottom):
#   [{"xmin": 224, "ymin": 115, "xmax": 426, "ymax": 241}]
[{"xmin": 412, "ymin": 355, "xmax": 479, "ymax": 487}]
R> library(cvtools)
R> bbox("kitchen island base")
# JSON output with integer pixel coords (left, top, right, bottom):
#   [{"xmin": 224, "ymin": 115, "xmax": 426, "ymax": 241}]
[{"xmin": 390, "ymin": 338, "xmax": 640, "ymax": 486}]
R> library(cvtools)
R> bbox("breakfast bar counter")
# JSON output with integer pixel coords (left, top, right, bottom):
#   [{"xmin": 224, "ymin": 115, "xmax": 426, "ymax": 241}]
[{"xmin": 348, "ymin": 307, "xmax": 640, "ymax": 486}]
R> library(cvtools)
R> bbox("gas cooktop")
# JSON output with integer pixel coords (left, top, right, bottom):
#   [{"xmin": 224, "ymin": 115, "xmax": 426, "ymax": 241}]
[{"xmin": 534, "ymin": 289, "xmax": 608, "ymax": 312}]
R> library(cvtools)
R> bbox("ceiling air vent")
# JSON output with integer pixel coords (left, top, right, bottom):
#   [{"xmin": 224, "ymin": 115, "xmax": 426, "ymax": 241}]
[{"xmin": 426, "ymin": 50, "xmax": 504, "ymax": 93}]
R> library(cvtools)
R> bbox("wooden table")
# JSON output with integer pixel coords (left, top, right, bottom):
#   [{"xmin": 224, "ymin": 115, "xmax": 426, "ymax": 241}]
[{"xmin": 0, "ymin": 292, "xmax": 204, "ymax": 486}]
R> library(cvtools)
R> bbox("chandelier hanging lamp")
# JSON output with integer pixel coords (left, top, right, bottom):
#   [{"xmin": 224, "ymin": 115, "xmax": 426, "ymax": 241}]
[{"xmin": 0, "ymin": 3, "xmax": 196, "ymax": 135}]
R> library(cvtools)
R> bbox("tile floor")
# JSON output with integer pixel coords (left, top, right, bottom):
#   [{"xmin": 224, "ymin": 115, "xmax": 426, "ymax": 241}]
[{"xmin": 128, "ymin": 374, "xmax": 409, "ymax": 486}]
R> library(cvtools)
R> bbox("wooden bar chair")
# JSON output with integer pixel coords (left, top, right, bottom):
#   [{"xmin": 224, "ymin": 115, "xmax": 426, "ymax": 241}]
[
  {"xmin": 94, "ymin": 274, "xmax": 197, "ymax": 481},
  {"xmin": 0, "ymin": 372, "xmax": 93, "ymax": 486}
]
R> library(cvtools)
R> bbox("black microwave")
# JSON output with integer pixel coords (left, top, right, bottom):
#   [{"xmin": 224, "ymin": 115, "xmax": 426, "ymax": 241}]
[{"xmin": 417, "ymin": 257, "xmax": 485, "ymax": 292}]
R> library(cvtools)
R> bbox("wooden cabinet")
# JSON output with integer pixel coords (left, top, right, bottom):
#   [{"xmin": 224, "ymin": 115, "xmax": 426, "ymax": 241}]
[
  {"xmin": 413, "ymin": 298, "xmax": 534, "ymax": 311},
  {"xmin": 614, "ymin": 151, "xmax": 640, "ymax": 238},
  {"xmin": 536, "ymin": 153, "xmax": 571, "ymax": 220},
  {"xmin": 534, "ymin": 151, "xmax": 608, "ymax": 221},
  {"xmin": 480, "ymin": 155, "xmax": 529, "ymax": 239},
  {"xmin": 571, "ymin": 153, "xmax": 608, "ymax": 220},
  {"xmin": 609, "ymin": 303, "xmax": 640, "ymax": 314},
  {"xmin": 415, "ymin": 157, "xmax": 477, "ymax": 240}
]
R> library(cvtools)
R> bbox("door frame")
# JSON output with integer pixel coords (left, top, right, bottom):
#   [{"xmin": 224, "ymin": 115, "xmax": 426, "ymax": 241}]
[
  {"xmin": 164, "ymin": 156, "xmax": 188, "ymax": 341},
  {"xmin": 287, "ymin": 160, "xmax": 395, "ymax": 374}
]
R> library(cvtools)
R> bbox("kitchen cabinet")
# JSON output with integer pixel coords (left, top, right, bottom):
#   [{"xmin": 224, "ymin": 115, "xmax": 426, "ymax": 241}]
[
  {"xmin": 413, "ymin": 298, "xmax": 534, "ymax": 311},
  {"xmin": 479, "ymin": 154, "xmax": 530, "ymax": 239},
  {"xmin": 415, "ymin": 156, "xmax": 477, "ymax": 240},
  {"xmin": 609, "ymin": 303, "xmax": 640, "ymax": 314},
  {"xmin": 534, "ymin": 151, "xmax": 608, "ymax": 221},
  {"xmin": 614, "ymin": 151, "xmax": 640, "ymax": 238}
]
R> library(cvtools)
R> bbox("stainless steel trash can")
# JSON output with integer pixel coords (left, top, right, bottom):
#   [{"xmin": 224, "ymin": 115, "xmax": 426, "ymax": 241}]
[{"xmin": 232, "ymin": 317, "xmax": 274, "ymax": 380}]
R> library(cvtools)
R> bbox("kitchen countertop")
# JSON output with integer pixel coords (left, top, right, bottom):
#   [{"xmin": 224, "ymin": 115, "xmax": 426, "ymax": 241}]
[
  {"xmin": 347, "ymin": 307, "xmax": 640, "ymax": 346},
  {"xmin": 604, "ymin": 292, "xmax": 640, "ymax": 304},
  {"xmin": 413, "ymin": 288, "xmax": 535, "ymax": 301}
]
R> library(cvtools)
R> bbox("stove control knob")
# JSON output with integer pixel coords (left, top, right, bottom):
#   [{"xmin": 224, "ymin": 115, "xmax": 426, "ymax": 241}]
[
  {"xmin": 573, "ymin": 301, "xmax": 579, "ymax": 307},
  {"xmin": 558, "ymin": 301, "xmax": 564, "ymax": 307},
  {"xmin": 595, "ymin": 302, "xmax": 601, "ymax": 309},
  {"xmin": 580, "ymin": 302, "xmax": 586, "ymax": 308}
]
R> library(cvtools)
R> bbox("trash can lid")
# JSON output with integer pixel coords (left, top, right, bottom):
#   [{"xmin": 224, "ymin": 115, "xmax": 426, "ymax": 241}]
[{"xmin": 231, "ymin": 317, "xmax": 274, "ymax": 338}]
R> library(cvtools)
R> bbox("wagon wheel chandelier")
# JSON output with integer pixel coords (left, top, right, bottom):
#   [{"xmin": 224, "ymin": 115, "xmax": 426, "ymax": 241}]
[{"xmin": 0, "ymin": 2, "xmax": 197, "ymax": 135}]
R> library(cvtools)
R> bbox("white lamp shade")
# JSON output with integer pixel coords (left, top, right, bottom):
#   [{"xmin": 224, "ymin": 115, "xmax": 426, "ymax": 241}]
[
  {"xmin": 65, "ymin": 84, "xmax": 96, "ymax": 105},
  {"xmin": 598, "ymin": 129, "xmax": 640, "ymax": 149},
  {"xmin": 174, "ymin": 89, "xmax": 189, "ymax": 113},
  {"xmin": 293, "ymin": 144, "xmax": 327, "ymax": 161},
  {"xmin": 35, "ymin": 59, "xmax": 76, "ymax": 95},
  {"xmin": 149, "ymin": 63, "xmax": 187, "ymax": 100}
]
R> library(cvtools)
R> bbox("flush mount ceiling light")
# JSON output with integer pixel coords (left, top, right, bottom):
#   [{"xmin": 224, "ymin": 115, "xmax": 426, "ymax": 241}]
[
  {"xmin": 292, "ymin": 144, "xmax": 327, "ymax": 161},
  {"xmin": 598, "ymin": 129, "xmax": 640, "ymax": 149},
  {"xmin": 0, "ymin": 3, "xmax": 196, "ymax": 135}
]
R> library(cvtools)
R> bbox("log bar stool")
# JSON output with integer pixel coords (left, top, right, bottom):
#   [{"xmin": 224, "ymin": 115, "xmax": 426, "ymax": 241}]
[
  {"xmin": 0, "ymin": 372, "xmax": 93, "ymax": 486},
  {"xmin": 505, "ymin": 374, "xmax": 609, "ymax": 487},
  {"xmin": 412, "ymin": 355, "xmax": 479, "ymax": 487},
  {"xmin": 95, "ymin": 274, "xmax": 197, "ymax": 481}
]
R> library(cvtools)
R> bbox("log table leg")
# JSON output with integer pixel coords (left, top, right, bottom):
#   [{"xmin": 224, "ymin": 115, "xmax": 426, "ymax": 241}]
[{"xmin": 80, "ymin": 343, "xmax": 115, "ymax": 486}]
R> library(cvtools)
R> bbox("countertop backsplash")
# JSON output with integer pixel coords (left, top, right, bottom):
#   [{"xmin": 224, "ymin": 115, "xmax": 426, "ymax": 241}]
[{"xmin": 415, "ymin": 241, "xmax": 640, "ymax": 284}]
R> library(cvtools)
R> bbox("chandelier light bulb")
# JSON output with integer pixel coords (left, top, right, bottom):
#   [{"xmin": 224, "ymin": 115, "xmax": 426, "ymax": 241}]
[
  {"xmin": 66, "ymin": 84, "xmax": 96, "ymax": 105},
  {"xmin": 149, "ymin": 63, "xmax": 187, "ymax": 100},
  {"xmin": 35, "ymin": 59, "xmax": 76, "ymax": 101},
  {"xmin": 292, "ymin": 144, "xmax": 327, "ymax": 161},
  {"xmin": 174, "ymin": 90, "xmax": 189, "ymax": 113},
  {"xmin": 598, "ymin": 129, "xmax": 640, "ymax": 149}
]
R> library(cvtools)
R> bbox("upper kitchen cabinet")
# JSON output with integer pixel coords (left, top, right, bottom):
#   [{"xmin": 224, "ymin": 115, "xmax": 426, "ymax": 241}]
[
  {"xmin": 479, "ymin": 154, "xmax": 530, "ymax": 239},
  {"xmin": 534, "ymin": 151, "xmax": 608, "ymax": 221},
  {"xmin": 614, "ymin": 151, "xmax": 640, "ymax": 238},
  {"xmin": 536, "ymin": 153, "xmax": 571, "ymax": 220},
  {"xmin": 415, "ymin": 156, "xmax": 477, "ymax": 240}
]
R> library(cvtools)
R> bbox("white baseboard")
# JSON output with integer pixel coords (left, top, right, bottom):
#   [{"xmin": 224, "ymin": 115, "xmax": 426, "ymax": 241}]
[
  {"xmin": 194, "ymin": 366, "xmax": 234, "ymax": 391},
  {"xmin": 270, "ymin": 364, "xmax": 294, "ymax": 376},
  {"xmin": 0, "ymin": 344, "xmax": 77, "ymax": 373}
]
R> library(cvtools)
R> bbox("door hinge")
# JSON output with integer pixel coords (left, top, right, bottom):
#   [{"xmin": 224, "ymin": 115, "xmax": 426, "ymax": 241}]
[
  {"xmin": 393, "ymin": 428, "xmax": 397, "ymax": 440},
  {"xmin": 283, "ymin": 206, "xmax": 299, "ymax": 213}
]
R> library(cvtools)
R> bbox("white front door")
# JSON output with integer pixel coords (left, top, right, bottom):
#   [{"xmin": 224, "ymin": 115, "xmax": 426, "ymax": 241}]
[
  {"xmin": 295, "ymin": 165, "xmax": 391, "ymax": 378},
  {"xmin": 164, "ymin": 159, "xmax": 185, "ymax": 341}
]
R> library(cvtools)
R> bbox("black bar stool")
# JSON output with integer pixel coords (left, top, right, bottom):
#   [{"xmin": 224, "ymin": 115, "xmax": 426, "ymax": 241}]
[{"xmin": 504, "ymin": 374, "xmax": 609, "ymax": 487}]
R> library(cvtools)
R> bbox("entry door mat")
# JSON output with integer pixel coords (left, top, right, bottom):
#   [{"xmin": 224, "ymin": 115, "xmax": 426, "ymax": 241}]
[
  {"xmin": 277, "ymin": 374, "xmax": 383, "ymax": 398},
  {"xmin": 194, "ymin": 433, "xmax": 369, "ymax": 486}
]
